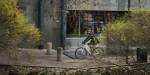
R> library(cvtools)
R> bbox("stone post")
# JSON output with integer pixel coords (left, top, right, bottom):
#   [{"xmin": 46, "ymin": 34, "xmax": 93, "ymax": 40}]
[
  {"xmin": 57, "ymin": 47, "xmax": 63, "ymax": 61},
  {"xmin": 45, "ymin": 42, "xmax": 52, "ymax": 55}
]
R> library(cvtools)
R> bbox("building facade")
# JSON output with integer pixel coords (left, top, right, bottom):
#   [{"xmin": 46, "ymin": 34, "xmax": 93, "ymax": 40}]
[
  {"xmin": 19, "ymin": 0, "xmax": 61, "ymax": 48},
  {"xmin": 19, "ymin": 0, "xmax": 150, "ymax": 49}
]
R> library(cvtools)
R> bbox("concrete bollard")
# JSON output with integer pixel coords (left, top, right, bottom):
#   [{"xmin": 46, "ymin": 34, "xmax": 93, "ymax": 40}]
[
  {"xmin": 45, "ymin": 42, "xmax": 52, "ymax": 55},
  {"xmin": 57, "ymin": 47, "xmax": 63, "ymax": 61}
]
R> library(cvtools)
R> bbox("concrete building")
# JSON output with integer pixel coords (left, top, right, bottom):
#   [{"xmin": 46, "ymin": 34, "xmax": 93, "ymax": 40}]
[
  {"xmin": 19, "ymin": 0, "xmax": 150, "ymax": 49},
  {"xmin": 19, "ymin": 0, "xmax": 61, "ymax": 48}
]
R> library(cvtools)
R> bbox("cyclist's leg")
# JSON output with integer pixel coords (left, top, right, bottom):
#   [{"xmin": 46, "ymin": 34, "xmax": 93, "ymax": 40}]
[{"xmin": 83, "ymin": 45, "xmax": 91, "ymax": 55}]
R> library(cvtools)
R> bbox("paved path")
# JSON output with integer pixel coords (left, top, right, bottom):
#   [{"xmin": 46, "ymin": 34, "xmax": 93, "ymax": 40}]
[
  {"xmin": 64, "ymin": 48, "xmax": 77, "ymax": 59},
  {"xmin": 64, "ymin": 48, "xmax": 150, "ymax": 65},
  {"xmin": 0, "ymin": 49, "xmax": 101, "ymax": 68},
  {"xmin": 0, "ymin": 48, "xmax": 150, "ymax": 68},
  {"xmin": 64, "ymin": 48, "xmax": 93, "ymax": 59}
]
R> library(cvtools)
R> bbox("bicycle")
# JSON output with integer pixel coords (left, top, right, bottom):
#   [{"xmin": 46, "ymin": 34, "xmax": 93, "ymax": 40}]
[{"xmin": 75, "ymin": 33, "xmax": 104, "ymax": 59}]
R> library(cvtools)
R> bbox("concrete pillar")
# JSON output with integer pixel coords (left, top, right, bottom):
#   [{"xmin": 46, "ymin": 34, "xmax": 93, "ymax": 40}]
[
  {"xmin": 56, "ymin": 47, "xmax": 63, "ymax": 61},
  {"xmin": 40, "ymin": 0, "xmax": 61, "ymax": 48},
  {"xmin": 45, "ymin": 42, "xmax": 52, "ymax": 55}
]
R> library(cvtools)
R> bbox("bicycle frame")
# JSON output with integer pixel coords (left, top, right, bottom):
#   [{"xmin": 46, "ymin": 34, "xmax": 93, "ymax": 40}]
[{"xmin": 80, "ymin": 44, "xmax": 92, "ymax": 55}]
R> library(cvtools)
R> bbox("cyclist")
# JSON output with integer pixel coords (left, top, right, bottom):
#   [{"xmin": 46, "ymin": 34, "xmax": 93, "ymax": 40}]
[{"xmin": 82, "ymin": 32, "xmax": 101, "ymax": 46}]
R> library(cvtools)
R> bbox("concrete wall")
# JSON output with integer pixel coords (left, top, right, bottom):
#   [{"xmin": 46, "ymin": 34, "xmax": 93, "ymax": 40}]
[
  {"xmin": 19, "ymin": 0, "xmax": 61, "ymax": 48},
  {"xmin": 40, "ymin": 0, "xmax": 61, "ymax": 48},
  {"xmin": 65, "ymin": 0, "xmax": 150, "ymax": 11},
  {"xmin": 130, "ymin": 0, "xmax": 150, "ymax": 9},
  {"xmin": 65, "ymin": 0, "xmax": 128, "ymax": 11},
  {"xmin": 19, "ymin": 0, "xmax": 39, "ymax": 25}
]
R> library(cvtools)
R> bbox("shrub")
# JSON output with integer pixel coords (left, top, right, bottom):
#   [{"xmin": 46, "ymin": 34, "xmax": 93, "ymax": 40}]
[
  {"xmin": 101, "ymin": 10, "xmax": 150, "ymax": 63},
  {"xmin": 0, "ymin": 66, "xmax": 150, "ymax": 75},
  {"xmin": 130, "ymin": 10, "xmax": 150, "ymax": 47},
  {"xmin": 103, "ymin": 19, "xmax": 139, "ymax": 55},
  {"xmin": 105, "ymin": 20, "xmax": 138, "ymax": 46},
  {"xmin": 102, "ymin": 10, "xmax": 150, "ymax": 55},
  {"xmin": 0, "ymin": 0, "xmax": 40, "ymax": 50},
  {"xmin": 19, "ymin": 25, "xmax": 41, "ymax": 48}
]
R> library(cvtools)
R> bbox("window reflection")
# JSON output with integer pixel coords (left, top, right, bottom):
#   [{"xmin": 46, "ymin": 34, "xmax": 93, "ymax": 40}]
[{"xmin": 66, "ymin": 11, "xmax": 127, "ymax": 37}]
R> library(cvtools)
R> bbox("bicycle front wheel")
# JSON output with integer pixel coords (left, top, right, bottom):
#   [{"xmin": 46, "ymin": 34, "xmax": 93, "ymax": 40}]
[{"xmin": 75, "ymin": 47, "xmax": 87, "ymax": 59}]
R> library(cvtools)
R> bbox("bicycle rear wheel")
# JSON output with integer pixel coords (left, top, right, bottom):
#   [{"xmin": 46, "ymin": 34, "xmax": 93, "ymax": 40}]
[
  {"xmin": 92, "ymin": 47, "xmax": 104, "ymax": 57},
  {"xmin": 75, "ymin": 47, "xmax": 88, "ymax": 59}
]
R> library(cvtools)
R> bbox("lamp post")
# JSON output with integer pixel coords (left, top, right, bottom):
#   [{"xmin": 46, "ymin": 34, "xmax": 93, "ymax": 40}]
[
  {"xmin": 60, "ymin": 0, "xmax": 65, "ymax": 48},
  {"xmin": 128, "ymin": 0, "xmax": 130, "ymax": 11},
  {"xmin": 139, "ymin": 0, "xmax": 141, "ymax": 8}
]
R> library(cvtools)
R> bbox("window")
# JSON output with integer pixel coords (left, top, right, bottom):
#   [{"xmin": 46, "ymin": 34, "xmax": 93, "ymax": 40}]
[
  {"xmin": 66, "ymin": 11, "xmax": 127, "ymax": 37},
  {"xmin": 81, "ymin": 13, "xmax": 104, "ymax": 34}
]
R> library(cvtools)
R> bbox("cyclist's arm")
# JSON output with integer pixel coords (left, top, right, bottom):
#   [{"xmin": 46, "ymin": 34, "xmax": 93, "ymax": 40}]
[{"xmin": 82, "ymin": 35, "xmax": 92, "ymax": 44}]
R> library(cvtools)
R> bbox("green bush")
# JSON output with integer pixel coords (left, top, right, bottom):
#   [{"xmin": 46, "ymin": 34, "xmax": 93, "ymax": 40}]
[
  {"xmin": 19, "ymin": 25, "xmax": 41, "ymax": 48},
  {"xmin": 0, "ymin": 0, "xmax": 40, "ymax": 50},
  {"xmin": 130, "ymin": 10, "xmax": 150, "ymax": 47},
  {"xmin": 102, "ymin": 10, "xmax": 150, "ymax": 56},
  {"xmin": 105, "ymin": 20, "xmax": 138, "ymax": 46},
  {"xmin": 103, "ymin": 19, "xmax": 139, "ymax": 56},
  {"xmin": 0, "ymin": 66, "xmax": 150, "ymax": 75}
]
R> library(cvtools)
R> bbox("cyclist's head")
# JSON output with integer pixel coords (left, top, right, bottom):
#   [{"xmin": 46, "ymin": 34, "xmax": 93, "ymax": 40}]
[{"xmin": 88, "ymin": 32, "xmax": 94, "ymax": 36}]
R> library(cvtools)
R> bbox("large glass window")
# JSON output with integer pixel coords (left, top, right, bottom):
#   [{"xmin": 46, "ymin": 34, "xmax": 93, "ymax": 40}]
[
  {"xmin": 81, "ymin": 12, "xmax": 104, "ymax": 34},
  {"xmin": 66, "ymin": 11, "xmax": 127, "ymax": 37}
]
